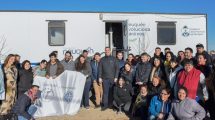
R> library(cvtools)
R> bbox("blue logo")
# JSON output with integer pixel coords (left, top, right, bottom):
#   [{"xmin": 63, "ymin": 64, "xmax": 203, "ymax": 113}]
[
  {"xmin": 63, "ymin": 91, "xmax": 73, "ymax": 103},
  {"xmin": 182, "ymin": 26, "xmax": 190, "ymax": 37}
]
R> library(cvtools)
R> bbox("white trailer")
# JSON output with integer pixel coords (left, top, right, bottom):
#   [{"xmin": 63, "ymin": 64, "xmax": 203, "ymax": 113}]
[{"xmin": 0, "ymin": 11, "xmax": 207, "ymax": 64}]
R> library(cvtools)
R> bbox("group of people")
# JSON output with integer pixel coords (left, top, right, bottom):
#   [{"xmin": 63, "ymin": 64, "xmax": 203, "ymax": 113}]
[{"xmin": 0, "ymin": 43, "xmax": 215, "ymax": 120}]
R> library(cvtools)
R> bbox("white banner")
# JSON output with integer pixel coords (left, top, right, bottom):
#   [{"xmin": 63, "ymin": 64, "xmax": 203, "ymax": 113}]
[{"xmin": 33, "ymin": 70, "xmax": 86, "ymax": 117}]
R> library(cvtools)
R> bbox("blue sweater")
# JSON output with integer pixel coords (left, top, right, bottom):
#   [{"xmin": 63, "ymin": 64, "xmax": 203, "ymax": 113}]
[{"xmin": 149, "ymin": 96, "xmax": 171, "ymax": 117}]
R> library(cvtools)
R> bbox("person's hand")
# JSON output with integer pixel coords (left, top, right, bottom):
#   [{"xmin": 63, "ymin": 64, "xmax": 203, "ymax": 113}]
[
  {"xmin": 136, "ymin": 82, "xmax": 143, "ymax": 85},
  {"xmin": 204, "ymin": 96, "xmax": 208, "ymax": 101},
  {"xmin": 157, "ymin": 113, "xmax": 164, "ymax": 120},
  {"xmin": 99, "ymin": 78, "xmax": 103, "ymax": 83},
  {"xmin": 114, "ymin": 78, "xmax": 117, "ymax": 83},
  {"xmin": 46, "ymin": 75, "xmax": 50, "ymax": 79}
]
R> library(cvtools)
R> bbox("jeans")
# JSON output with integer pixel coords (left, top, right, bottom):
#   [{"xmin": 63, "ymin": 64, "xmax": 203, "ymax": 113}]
[
  {"xmin": 102, "ymin": 79, "xmax": 114, "ymax": 108},
  {"xmin": 18, "ymin": 105, "xmax": 37, "ymax": 120},
  {"xmin": 81, "ymin": 78, "xmax": 92, "ymax": 107},
  {"xmin": 93, "ymin": 81, "xmax": 103, "ymax": 105}
]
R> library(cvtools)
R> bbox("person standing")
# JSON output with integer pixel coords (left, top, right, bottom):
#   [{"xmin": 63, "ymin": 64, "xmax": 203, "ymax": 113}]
[
  {"xmin": 60, "ymin": 51, "xmax": 75, "ymax": 71},
  {"xmin": 116, "ymin": 51, "xmax": 125, "ymax": 70},
  {"xmin": 177, "ymin": 59, "xmax": 208, "ymax": 101},
  {"xmin": 75, "ymin": 55, "xmax": 92, "ymax": 109},
  {"xmin": 18, "ymin": 60, "xmax": 33, "ymax": 98},
  {"xmin": 91, "ymin": 53, "xmax": 103, "ymax": 108},
  {"xmin": 33, "ymin": 60, "xmax": 47, "ymax": 77},
  {"xmin": 99, "ymin": 47, "xmax": 119, "ymax": 111},
  {"xmin": 196, "ymin": 53, "xmax": 215, "ymax": 119},
  {"xmin": 46, "ymin": 52, "xmax": 64, "ymax": 79},
  {"xmin": 135, "ymin": 53, "xmax": 152, "ymax": 85},
  {"xmin": 195, "ymin": 43, "xmax": 212, "ymax": 66},
  {"xmin": 0, "ymin": 54, "xmax": 18, "ymax": 115}
]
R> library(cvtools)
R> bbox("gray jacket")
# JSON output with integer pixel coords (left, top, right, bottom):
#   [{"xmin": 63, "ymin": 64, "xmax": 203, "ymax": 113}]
[
  {"xmin": 60, "ymin": 59, "xmax": 75, "ymax": 71},
  {"xmin": 167, "ymin": 98, "xmax": 205, "ymax": 120},
  {"xmin": 99, "ymin": 55, "xmax": 119, "ymax": 80}
]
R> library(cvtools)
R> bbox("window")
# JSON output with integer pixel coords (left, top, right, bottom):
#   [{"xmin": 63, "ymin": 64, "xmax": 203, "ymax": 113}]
[
  {"xmin": 48, "ymin": 21, "xmax": 65, "ymax": 46},
  {"xmin": 157, "ymin": 22, "xmax": 176, "ymax": 45}
]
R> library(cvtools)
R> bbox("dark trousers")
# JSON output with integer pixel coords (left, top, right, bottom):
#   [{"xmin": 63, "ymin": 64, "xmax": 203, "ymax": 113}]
[
  {"xmin": 81, "ymin": 78, "xmax": 92, "ymax": 107},
  {"xmin": 134, "ymin": 106, "xmax": 148, "ymax": 120},
  {"xmin": 102, "ymin": 79, "xmax": 114, "ymax": 108},
  {"xmin": 113, "ymin": 100, "xmax": 131, "ymax": 112},
  {"xmin": 18, "ymin": 90, "xmax": 26, "ymax": 98}
]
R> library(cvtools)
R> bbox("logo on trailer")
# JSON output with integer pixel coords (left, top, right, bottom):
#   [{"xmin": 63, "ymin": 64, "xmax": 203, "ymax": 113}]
[{"xmin": 181, "ymin": 26, "xmax": 190, "ymax": 37}]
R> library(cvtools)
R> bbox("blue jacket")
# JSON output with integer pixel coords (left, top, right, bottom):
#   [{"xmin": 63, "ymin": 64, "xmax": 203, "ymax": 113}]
[
  {"xmin": 91, "ymin": 60, "xmax": 99, "ymax": 81},
  {"xmin": 149, "ymin": 96, "xmax": 171, "ymax": 117}
]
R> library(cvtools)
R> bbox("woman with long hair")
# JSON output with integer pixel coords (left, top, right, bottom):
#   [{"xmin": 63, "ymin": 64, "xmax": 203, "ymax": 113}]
[
  {"xmin": 113, "ymin": 77, "xmax": 133, "ymax": 114},
  {"xmin": 0, "ymin": 54, "xmax": 18, "ymax": 115},
  {"xmin": 18, "ymin": 60, "xmax": 33, "ymax": 98},
  {"xmin": 75, "ymin": 55, "xmax": 92, "ymax": 109}
]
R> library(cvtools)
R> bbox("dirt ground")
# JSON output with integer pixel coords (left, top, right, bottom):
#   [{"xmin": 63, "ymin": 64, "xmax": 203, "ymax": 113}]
[{"xmin": 36, "ymin": 101, "xmax": 141, "ymax": 120}]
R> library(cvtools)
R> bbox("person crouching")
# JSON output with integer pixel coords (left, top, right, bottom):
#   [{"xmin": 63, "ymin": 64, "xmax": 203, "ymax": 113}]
[
  {"xmin": 12, "ymin": 85, "xmax": 39, "ymax": 120},
  {"xmin": 113, "ymin": 77, "xmax": 134, "ymax": 114}
]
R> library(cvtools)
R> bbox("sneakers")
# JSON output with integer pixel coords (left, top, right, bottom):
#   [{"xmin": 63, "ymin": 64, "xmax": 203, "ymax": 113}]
[
  {"xmin": 117, "ymin": 110, "xmax": 123, "ymax": 114},
  {"xmin": 85, "ymin": 106, "xmax": 90, "ymax": 110}
]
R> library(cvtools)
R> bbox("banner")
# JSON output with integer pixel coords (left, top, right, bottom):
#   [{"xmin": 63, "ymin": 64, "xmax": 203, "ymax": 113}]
[
  {"xmin": 33, "ymin": 70, "xmax": 86, "ymax": 117},
  {"xmin": 0, "ymin": 68, "xmax": 5, "ymax": 100}
]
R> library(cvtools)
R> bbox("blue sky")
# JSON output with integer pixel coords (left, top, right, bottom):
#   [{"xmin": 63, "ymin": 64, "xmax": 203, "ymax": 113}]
[{"xmin": 0, "ymin": 0, "xmax": 214, "ymax": 50}]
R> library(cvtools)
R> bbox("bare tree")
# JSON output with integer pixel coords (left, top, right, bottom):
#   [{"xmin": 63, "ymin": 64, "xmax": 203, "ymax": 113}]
[{"xmin": 0, "ymin": 35, "xmax": 9, "ymax": 62}]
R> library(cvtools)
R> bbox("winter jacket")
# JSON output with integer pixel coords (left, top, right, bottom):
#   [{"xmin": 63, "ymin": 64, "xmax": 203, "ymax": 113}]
[
  {"xmin": 75, "ymin": 61, "xmax": 92, "ymax": 79},
  {"xmin": 132, "ymin": 93, "xmax": 150, "ymax": 113},
  {"xmin": 12, "ymin": 93, "xmax": 33, "ymax": 120},
  {"xmin": 46, "ymin": 61, "xmax": 64, "ymax": 77},
  {"xmin": 18, "ymin": 69, "xmax": 33, "ymax": 92},
  {"xmin": 90, "ymin": 60, "xmax": 99, "ymax": 81},
  {"xmin": 117, "ymin": 59, "xmax": 125, "ymax": 70},
  {"xmin": 60, "ymin": 59, "xmax": 75, "ymax": 71},
  {"xmin": 167, "ymin": 98, "xmax": 205, "ymax": 120},
  {"xmin": 149, "ymin": 96, "xmax": 171, "ymax": 117},
  {"xmin": 148, "ymin": 82, "xmax": 166, "ymax": 97},
  {"xmin": 168, "ymin": 65, "xmax": 183, "ymax": 97},
  {"xmin": 113, "ymin": 84, "xmax": 134, "ymax": 105},
  {"xmin": 177, "ymin": 68, "xmax": 208, "ymax": 100},
  {"xmin": 99, "ymin": 55, "xmax": 119, "ymax": 80},
  {"xmin": 135, "ymin": 61, "xmax": 152, "ymax": 83},
  {"xmin": 119, "ymin": 68, "xmax": 135, "ymax": 85}
]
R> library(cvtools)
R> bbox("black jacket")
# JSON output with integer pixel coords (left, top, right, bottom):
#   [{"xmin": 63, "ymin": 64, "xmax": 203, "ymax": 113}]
[
  {"xmin": 135, "ymin": 61, "xmax": 152, "ymax": 83},
  {"xmin": 99, "ymin": 55, "xmax": 119, "ymax": 80},
  {"xmin": 119, "ymin": 68, "xmax": 135, "ymax": 85},
  {"xmin": 148, "ymin": 83, "xmax": 165, "ymax": 97},
  {"xmin": 18, "ymin": 69, "xmax": 33, "ymax": 92},
  {"xmin": 13, "ymin": 93, "xmax": 33, "ymax": 120},
  {"xmin": 113, "ymin": 84, "xmax": 134, "ymax": 105}
]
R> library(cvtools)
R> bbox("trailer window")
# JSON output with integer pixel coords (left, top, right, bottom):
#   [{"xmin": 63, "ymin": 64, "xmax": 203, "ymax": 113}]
[
  {"xmin": 48, "ymin": 21, "xmax": 65, "ymax": 46},
  {"xmin": 157, "ymin": 22, "xmax": 176, "ymax": 45}
]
